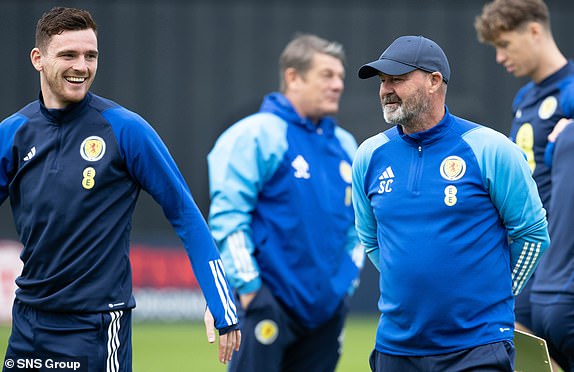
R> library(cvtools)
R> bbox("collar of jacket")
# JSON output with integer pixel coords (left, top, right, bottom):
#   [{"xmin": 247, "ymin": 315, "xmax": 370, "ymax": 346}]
[
  {"xmin": 39, "ymin": 91, "xmax": 92, "ymax": 124},
  {"xmin": 259, "ymin": 92, "xmax": 337, "ymax": 136},
  {"xmin": 397, "ymin": 105, "xmax": 453, "ymax": 146}
]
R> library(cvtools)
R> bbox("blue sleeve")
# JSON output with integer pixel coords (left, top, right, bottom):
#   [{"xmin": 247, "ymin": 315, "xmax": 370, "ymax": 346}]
[
  {"xmin": 207, "ymin": 113, "xmax": 288, "ymax": 294},
  {"xmin": 512, "ymin": 83, "xmax": 533, "ymax": 114},
  {"xmin": 335, "ymin": 126, "xmax": 364, "ymax": 293},
  {"xmin": 558, "ymin": 75, "xmax": 574, "ymax": 116},
  {"xmin": 544, "ymin": 141, "xmax": 555, "ymax": 168},
  {"xmin": 352, "ymin": 133, "xmax": 390, "ymax": 272},
  {"xmin": 0, "ymin": 114, "xmax": 28, "ymax": 204},
  {"xmin": 463, "ymin": 127, "xmax": 550, "ymax": 295},
  {"xmin": 103, "ymin": 107, "xmax": 238, "ymax": 329},
  {"xmin": 335, "ymin": 127, "xmax": 364, "ymax": 269}
]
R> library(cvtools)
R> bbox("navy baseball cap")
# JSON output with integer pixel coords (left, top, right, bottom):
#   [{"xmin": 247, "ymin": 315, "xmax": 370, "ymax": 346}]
[{"xmin": 358, "ymin": 35, "xmax": 451, "ymax": 83}]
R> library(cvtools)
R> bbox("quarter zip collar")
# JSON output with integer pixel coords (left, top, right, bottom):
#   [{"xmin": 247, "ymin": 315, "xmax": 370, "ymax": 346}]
[
  {"xmin": 398, "ymin": 105, "xmax": 452, "ymax": 146},
  {"xmin": 39, "ymin": 91, "xmax": 92, "ymax": 124},
  {"xmin": 259, "ymin": 92, "xmax": 336, "ymax": 136}
]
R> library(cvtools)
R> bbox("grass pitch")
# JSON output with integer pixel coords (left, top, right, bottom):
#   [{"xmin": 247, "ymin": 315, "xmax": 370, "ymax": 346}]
[{"xmin": 0, "ymin": 316, "xmax": 378, "ymax": 371}]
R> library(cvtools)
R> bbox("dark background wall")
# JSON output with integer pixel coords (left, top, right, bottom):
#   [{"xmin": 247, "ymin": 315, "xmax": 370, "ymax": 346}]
[{"xmin": 1, "ymin": 0, "xmax": 573, "ymax": 311}]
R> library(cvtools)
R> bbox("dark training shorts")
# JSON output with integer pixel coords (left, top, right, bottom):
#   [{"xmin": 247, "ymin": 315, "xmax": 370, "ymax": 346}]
[
  {"xmin": 532, "ymin": 300, "xmax": 574, "ymax": 372},
  {"xmin": 369, "ymin": 341, "xmax": 515, "ymax": 372},
  {"xmin": 229, "ymin": 284, "xmax": 349, "ymax": 372},
  {"xmin": 3, "ymin": 300, "xmax": 132, "ymax": 372}
]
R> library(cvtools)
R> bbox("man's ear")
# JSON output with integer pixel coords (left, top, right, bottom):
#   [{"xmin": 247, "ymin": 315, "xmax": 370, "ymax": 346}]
[
  {"xmin": 429, "ymin": 72, "xmax": 444, "ymax": 93},
  {"xmin": 527, "ymin": 21, "xmax": 543, "ymax": 40},
  {"xmin": 30, "ymin": 48, "xmax": 43, "ymax": 72},
  {"xmin": 284, "ymin": 67, "xmax": 299, "ymax": 89}
]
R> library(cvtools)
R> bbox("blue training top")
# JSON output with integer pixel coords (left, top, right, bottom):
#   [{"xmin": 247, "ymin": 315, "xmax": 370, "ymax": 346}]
[
  {"xmin": 0, "ymin": 92, "xmax": 238, "ymax": 331},
  {"xmin": 510, "ymin": 60, "xmax": 574, "ymax": 211},
  {"xmin": 353, "ymin": 107, "xmax": 549, "ymax": 356},
  {"xmin": 208, "ymin": 92, "xmax": 362, "ymax": 329}
]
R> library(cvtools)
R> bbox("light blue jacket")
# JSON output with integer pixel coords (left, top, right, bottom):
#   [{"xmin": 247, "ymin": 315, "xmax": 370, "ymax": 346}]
[{"xmin": 208, "ymin": 93, "xmax": 362, "ymax": 328}]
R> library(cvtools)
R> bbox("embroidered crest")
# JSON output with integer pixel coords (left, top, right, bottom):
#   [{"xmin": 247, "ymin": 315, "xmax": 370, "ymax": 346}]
[
  {"xmin": 339, "ymin": 161, "xmax": 352, "ymax": 183},
  {"xmin": 440, "ymin": 156, "xmax": 466, "ymax": 181},
  {"xmin": 538, "ymin": 96, "xmax": 557, "ymax": 120},
  {"xmin": 255, "ymin": 319, "xmax": 279, "ymax": 345},
  {"xmin": 80, "ymin": 136, "xmax": 106, "ymax": 162}
]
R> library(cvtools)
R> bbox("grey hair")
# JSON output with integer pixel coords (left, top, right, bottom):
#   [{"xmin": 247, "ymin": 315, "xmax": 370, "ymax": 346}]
[{"xmin": 279, "ymin": 33, "xmax": 345, "ymax": 92}]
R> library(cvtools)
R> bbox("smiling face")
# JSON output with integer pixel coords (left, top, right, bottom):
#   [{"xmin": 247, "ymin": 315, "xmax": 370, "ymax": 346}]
[
  {"xmin": 284, "ymin": 52, "xmax": 345, "ymax": 122},
  {"xmin": 31, "ymin": 28, "xmax": 98, "ymax": 109},
  {"xmin": 379, "ymin": 70, "xmax": 432, "ymax": 126}
]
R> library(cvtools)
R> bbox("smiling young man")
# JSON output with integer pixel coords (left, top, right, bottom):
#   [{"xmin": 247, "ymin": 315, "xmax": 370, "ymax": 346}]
[
  {"xmin": 354, "ymin": 35, "xmax": 549, "ymax": 371},
  {"xmin": 208, "ymin": 34, "xmax": 363, "ymax": 372},
  {"xmin": 0, "ymin": 7, "xmax": 240, "ymax": 371},
  {"xmin": 475, "ymin": 2, "xmax": 574, "ymax": 370}
]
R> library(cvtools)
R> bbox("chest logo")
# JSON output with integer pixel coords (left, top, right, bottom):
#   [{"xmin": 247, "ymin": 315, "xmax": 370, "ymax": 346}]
[
  {"xmin": 23, "ymin": 146, "xmax": 36, "ymax": 161},
  {"xmin": 444, "ymin": 185, "xmax": 458, "ymax": 207},
  {"xmin": 291, "ymin": 155, "xmax": 310, "ymax": 179},
  {"xmin": 538, "ymin": 96, "xmax": 557, "ymax": 120},
  {"xmin": 80, "ymin": 136, "xmax": 106, "ymax": 162},
  {"xmin": 440, "ymin": 156, "xmax": 466, "ymax": 181},
  {"xmin": 378, "ymin": 166, "xmax": 395, "ymax": 194}
]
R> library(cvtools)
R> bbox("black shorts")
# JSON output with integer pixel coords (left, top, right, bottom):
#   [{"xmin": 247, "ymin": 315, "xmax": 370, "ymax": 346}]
[
  {"xmin": 3, "ymin": 300, "xmax": 132, "ymax": 372},
  {"xmin": 228, "ymin": 284, "xmax": 349, "ymax": 372},
  {"xmin": 369, "ymin": 341, "xmax": 515, "ymax": 372}
]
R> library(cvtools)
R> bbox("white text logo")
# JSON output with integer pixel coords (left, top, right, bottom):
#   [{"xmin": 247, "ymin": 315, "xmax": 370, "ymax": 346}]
[{"xmin": 378, "ymin": 166, "xmax": 394, "ymax": 194}]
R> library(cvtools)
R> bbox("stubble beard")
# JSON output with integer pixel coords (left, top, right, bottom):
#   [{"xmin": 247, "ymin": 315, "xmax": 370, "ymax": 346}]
[{"xmin": 382, "ymin": 89, "xmax": 431, "ymax": 130}]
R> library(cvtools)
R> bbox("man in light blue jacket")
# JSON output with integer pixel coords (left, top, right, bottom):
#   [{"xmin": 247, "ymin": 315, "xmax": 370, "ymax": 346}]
[{"xmin": 208, "ymin": 34, "xmax": 363, "ymax": 372}]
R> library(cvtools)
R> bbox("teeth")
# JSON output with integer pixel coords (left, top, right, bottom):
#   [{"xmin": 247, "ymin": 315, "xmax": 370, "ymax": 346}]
[{"xmin": 66, "ymin": 76, "xmax": 86, "ymax": 83}]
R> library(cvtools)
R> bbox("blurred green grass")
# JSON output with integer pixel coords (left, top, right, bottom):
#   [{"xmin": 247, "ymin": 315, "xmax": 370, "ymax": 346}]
[{"xmin": 0, "ymin": 315, "xmax": 378, "ymax": 372}]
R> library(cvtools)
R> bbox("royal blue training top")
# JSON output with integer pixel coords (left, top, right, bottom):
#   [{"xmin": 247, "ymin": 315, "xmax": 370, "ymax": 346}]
[
  {"xmin": 208, "ymin": 92, "xmax": 362, "ymax": 329},
  {"xmin": 0, "ymin": 92, "xmax": 238, "ymax": 330},
  {"xmin": 353, "ymin": 107, "xmax": 549, "ymax": 356}
]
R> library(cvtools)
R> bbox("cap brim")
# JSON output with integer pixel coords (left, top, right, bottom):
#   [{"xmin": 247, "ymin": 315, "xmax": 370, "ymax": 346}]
[{"xmin": 358, "ymin": 59, "xmax": 417, "ymax": 79}]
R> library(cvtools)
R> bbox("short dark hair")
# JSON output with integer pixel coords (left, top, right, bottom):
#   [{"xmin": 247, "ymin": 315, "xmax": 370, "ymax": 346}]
[
  {"xmin": 279, "ymin": 33, "xmax": 345, "ymax": 92},
  {"xmin": 35, "ymin": 7, "xmax": 97, "ymax": 51},
  {"xmin": 475, "ymin": 0, "xmax": 550, "ymax": 43}
]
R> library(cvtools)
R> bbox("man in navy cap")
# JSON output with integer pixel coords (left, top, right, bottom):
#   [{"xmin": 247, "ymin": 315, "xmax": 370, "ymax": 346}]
[{"xmin": 353, "ymin": 35, "xmax": 550, "ymax": 371}]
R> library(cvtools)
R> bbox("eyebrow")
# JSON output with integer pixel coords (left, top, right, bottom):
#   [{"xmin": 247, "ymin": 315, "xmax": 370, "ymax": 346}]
[{"xmin": 56, "ymin": 49, "xmax": 99, "ymax": 56}]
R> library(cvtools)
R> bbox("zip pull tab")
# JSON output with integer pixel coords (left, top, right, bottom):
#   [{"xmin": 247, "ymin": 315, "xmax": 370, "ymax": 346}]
[{"xmin": 418, "ymin": 145, "xmax": 423, "ymax": 157}]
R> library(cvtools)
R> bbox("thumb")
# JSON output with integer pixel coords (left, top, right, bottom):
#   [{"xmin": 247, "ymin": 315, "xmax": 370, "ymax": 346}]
[{"xmin": 204, "ymin": 307, "xmax": 216, "ymax": 343}]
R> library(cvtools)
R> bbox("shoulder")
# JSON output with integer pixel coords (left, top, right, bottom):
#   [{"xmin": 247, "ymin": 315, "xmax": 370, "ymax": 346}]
[
  {"xmin": 89, "ymin": 94, "xmax": 150, "ymax": 129},
  {"xmin": 558, "ymin": 76, "xmax": 574, "ymax": 114},
  {"xmin": 334, "ymin": 126, "xmax": 358, "ymax": 157},
  {"xmin": 0, "ymin": 101, "xmax": 38, "ymax": 135},
  {"xmin": 214, "ymin": 112, "xmax": 288, "ymax": 148},
  {"xmin": 461, "ymin": 123, "xmax": 524, "ymax": 164},
  {"xmin": 512, "ymin": 82, "xmax": 535, "ymax": 110},
  {"xmin": 355, "ymin": 132, "xmax": 391, "ymax": 165},
  {"xmin": 461, "ymin": 122, "xmax": 513, "ymax": 148}
]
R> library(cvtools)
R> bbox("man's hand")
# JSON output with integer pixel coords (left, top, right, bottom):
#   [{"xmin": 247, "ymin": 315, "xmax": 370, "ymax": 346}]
[
  {"xmin": 548, "ymin": 118, "xmax": 573, "ymax": 142},
  {"xmin": 239, "ymin": 291, "xmax": 257, "ymax": 310},
  {"xmin": 204, "ymin": 307, "xmax": 241, "ymax": 364}
]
